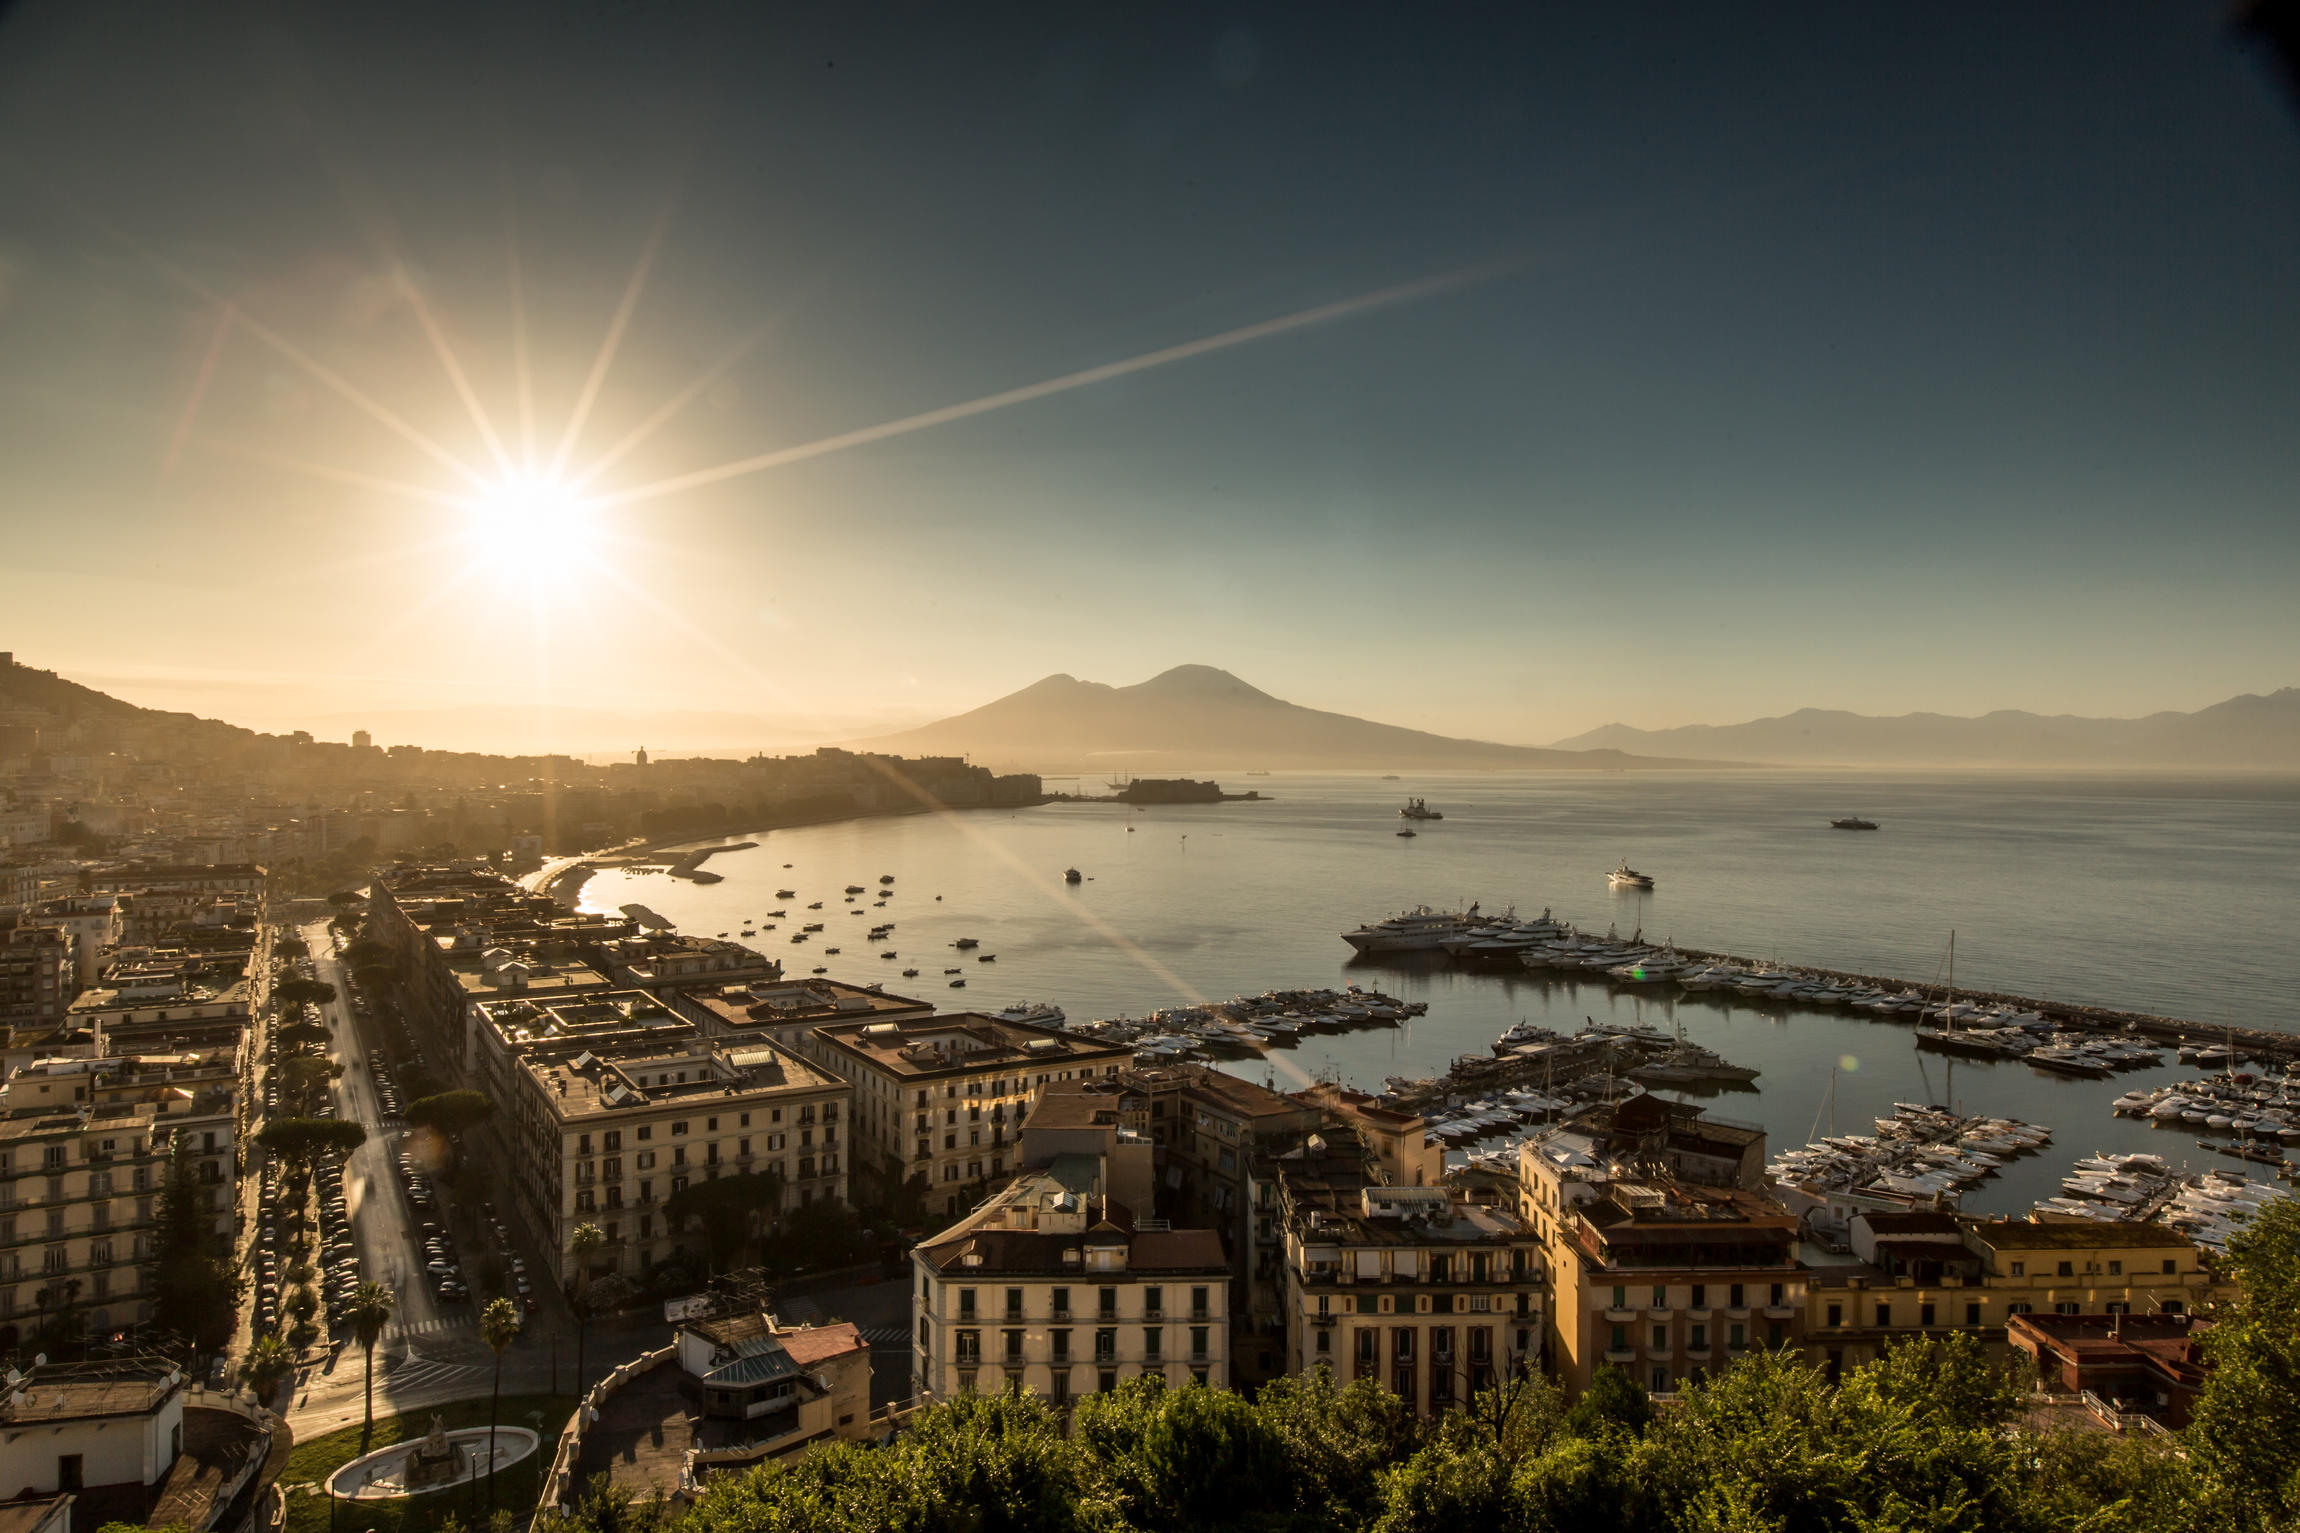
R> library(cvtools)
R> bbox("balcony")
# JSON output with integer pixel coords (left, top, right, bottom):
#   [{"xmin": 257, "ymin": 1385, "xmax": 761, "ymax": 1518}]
[
  {"xmin": 1603, "ymin": 1307, "xmax": 1637, "ymax": 1323},
  {"xmin": 1763, "ymin": 1305, "xmax": 1796, "ymax": 1319},
  {"xmin": 1645, "ymin": 1307, "xmax": 1671, "ymax": 1321},
  {"xmin": 1685, "ymin": 1307, "xmax": 1712, "ymax": 1322},
  {"xmin": 1604, "ymin": 1348, "xmax": 1637, "ymax": 1365}
]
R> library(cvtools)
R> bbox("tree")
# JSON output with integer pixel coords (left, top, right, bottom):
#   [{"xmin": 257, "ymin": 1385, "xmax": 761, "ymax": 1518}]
[
  {"xmin": 479, "ymin": 1297, "xmax": 523, "ymax": 1513},
  {"xmin": 328, "ymin": 889, "xmax": 365, "ymax": 910},
  {"xmin": 273, "ymin": 935, "xmax": 309, "ymax": 960},
  {"xmin": 342, "ymin": 938, "xmax": 396, "ymax": 972},
  {"xmin": 273, "ymin": 978, "xmax": 338, "ymax": 1010},
  {"xmin": 664, "ymin": 1171, "xmax": 783, "ymax": 1273},
  {"xmin": 275, "ymin": 1019, "xmax": 329, "ymax": 1051},
  {"xmin": 1560, "ymin": 1364, "xmax": 1653, "ymax": 1441},
  {"xmin": 256, "ymin": 1117, "xmax": 368, "ymax": 1170},
  {"xmin": 149, "ymin": 1138, "xmax": 241, "ymax": 1361},
  {"xmin": 568, "ymin": 1222, "xmax": 605, "ymax": 1396},
  {"xmin": 349, "ymin": 1281, "xmax": 396, "ymax": 1446},
  {"xmin": 2191, "ymin": 1197, "xmax": 2300, "ymax": 1530},
  {"xmin": 240, "ymin": 1332, "xmax": 293, "ymax": 1404},
  {"xmin": 406, "ymin": 1089, "xmax": 497, "ymax": 1138}
]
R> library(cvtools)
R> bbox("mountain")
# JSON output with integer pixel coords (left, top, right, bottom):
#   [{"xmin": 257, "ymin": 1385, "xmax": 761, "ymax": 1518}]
[
  {"xmin": 847, "ymin": 664, "xmax": 1727, "ymax": 772},
  {"xmin": 1549, "ymin": 689, "xmax": 2300, "ymax": 768}
]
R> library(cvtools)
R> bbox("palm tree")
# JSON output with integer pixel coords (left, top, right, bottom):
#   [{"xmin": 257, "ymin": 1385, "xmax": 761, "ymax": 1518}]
[
  {"xmin": 348, "ymin": 1281, "xmax": 396, "ymax": 1446},
  {"xmin": 568, "ymin": 1222, "xmax": 604, "ymax": 1396},
  {"xmin": 239, "ymin": 1333, "xmax": 293, "ymax": 1407},
  {"xmin": 478, "ymin": 1296, "xmax": 522, "ymax": 1513}
]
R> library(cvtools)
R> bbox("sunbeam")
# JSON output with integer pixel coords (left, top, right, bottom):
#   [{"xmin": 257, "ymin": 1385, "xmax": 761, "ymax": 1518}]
[
  {"xmin": 593, "ymin": 257, "xmax": 1522, "ymax": 509},
  {"xmin": 564, "ymin": 310, "xmax": 782, "ymax": 493},
  {"xmin": 547, "ymin": 199, "xmax": 676, "ymax": 481},
  {"xmin": 392, "ymin": 267, "xmax": 518, "ymax": 478}
]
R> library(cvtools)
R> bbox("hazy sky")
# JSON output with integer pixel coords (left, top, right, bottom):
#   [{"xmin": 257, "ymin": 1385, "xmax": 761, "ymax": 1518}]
[{"xmin": 2, "ymin": 2, "xmax": 2296, "ymax": 752}]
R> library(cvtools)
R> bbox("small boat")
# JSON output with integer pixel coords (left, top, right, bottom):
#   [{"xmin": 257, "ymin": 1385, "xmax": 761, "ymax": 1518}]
[
  {"xmin": 879, "ymin": 875, "xmax": 895, "ymax": 884},
  {"xmin": 1396, "ymin": 829, "xmax": 1417, "ymax": 838},
  {"xmin": 845, "ymin": 884, "xmax": 866, "ymax": 894},
  {"xmin": 807, "ymin": 901, "xmax": 823, "ymax": 910},
  {"xmin": 954, "ymin": 937, "xmax": 980, "ymax": 949},
  {"xmin": 944, "ymin": 967, "xmax": 962, "ymax": 974},
  {"xmin": 776, "ymin": 888, "xmax": 797, "ymax": 899},
  {"xmin": 1830, "ymin": 816, "xmax": 1880, "ymax": 831},
  {"xmin": 949, "ymin": 978, "xmax": 967, "ymax": 989},
  {"xmin": 880, "ymin": 950, "xmax": 898, "ymax": 959},
  {"xmin": 978, "ymin": 954, "xmax": 997, "ymax": 962},
  {"xmin": 1607, "ymin": 862, "xmax": 1655, "ymax": 890},
  {"xmin": 1064, "ymin": 868, "xmax": 1083, "ymax": 884},
  {"xmin": 902, "ymin": 968, "xmax": 920, "ymax": 977}
]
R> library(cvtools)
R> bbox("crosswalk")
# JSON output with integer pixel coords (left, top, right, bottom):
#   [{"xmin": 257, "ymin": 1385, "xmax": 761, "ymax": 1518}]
[
  {"xmin": 382, "ymin": 1356, "xmax": 489, "ymax": 1391},
  {"xmin": 386, "ymin": 1317, "xmax": 474, "ymax": 1342}
]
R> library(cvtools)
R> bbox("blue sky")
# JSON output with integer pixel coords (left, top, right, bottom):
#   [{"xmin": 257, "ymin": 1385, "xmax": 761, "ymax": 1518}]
[{"xmin": 1, "ymin": 2, "xmax": 2295, "ymax": 750}]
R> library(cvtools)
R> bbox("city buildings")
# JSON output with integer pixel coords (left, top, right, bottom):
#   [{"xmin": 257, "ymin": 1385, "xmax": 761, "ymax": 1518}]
[
  {"xmin": 785, "ymin": 1012, "xmax": 1131, "ymax": 1218},
  {"xmin": 0, "ymin": 1356, "xmax": 273, "ymax": 1531},
  {"xmin": 0, "ymin": 925, "xmax": 70, "ymax": 1034},
  {"xmin": 1519, "ymin": 1095, "xmax": 1801, "ymax": 1396},
  {"xmin": 508, "ymin": 1032, "xmax": 851, "ymax": 1285},
  {"xmin": 2008, "ymin": 1311, "xmax": 2211, "ymax": 1428},
  {"xmin": 911, "ymin": 1158, "xmax": 1230, "ymax": 1403},
  {"xmin": 1272, "ymin": 1131, "xmax": 1546, "ymax": 1412}
]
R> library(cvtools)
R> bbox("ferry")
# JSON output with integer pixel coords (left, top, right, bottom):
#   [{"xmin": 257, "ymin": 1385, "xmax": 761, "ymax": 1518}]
[
  {"xmin": 1340, "ymin": 904, "xmax": 1483, "ymax": 953},
  {"xmin": 994, "ymin": 1002, "xmax": 1067, "ymax": 1027},
  {"xmin": 1607, "ymin": 863, "xmax": 1655, "ymax": 890}
]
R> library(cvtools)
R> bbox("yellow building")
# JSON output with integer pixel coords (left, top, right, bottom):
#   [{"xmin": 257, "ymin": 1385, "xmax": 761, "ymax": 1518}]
[{"xmin": 1803, "ymin": 1211, "xmax": 2230, "ymax": 1376}]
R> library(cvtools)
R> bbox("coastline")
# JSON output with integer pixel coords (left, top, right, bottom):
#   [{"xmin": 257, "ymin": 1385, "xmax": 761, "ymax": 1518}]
[{"xmin": 533, "ymin": 797, "xmax": 1045, "ymax": 909}]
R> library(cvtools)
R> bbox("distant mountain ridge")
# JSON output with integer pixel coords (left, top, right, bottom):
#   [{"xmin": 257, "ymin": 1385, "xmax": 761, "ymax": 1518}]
[
  {"xmin": 1549, "ymin": 689, "xmax": 2300, "ymax": 768},
  {"xmin": 848, "ymin": 664, "xmax": 1728, "ymax": 772}
]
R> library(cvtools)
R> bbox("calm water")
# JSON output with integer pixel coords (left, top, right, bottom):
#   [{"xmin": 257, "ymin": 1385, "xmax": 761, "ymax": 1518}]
[{"xmin": 578, "ymin": 772, "xmax": 2300, "ymax": 1215}]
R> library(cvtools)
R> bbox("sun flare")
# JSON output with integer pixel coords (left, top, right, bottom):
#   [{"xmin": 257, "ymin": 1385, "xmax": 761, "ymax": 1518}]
[{"xmin": 467, "ymin": 473, "xmax": 602, "ymax": 579}]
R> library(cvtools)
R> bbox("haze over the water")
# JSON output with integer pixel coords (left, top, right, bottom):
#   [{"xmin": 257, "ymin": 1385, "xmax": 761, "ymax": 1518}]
[{"xmin": 2, "ymin": 3, "xmax": 2295, "ymax": 743}]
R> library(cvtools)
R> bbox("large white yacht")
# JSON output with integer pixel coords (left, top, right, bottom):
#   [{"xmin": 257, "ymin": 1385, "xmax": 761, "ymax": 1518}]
[
  {"xmin": 993, "ymin": 1002, "xmax": 1067, "ymax": 1027},
  {"xmin": 1607, "ymin": 862, "xmax": 1655, "ymax": 890},
  {"xmin": 1341, "ymin": 905, "xmax": 1483, "ymax": 953}
]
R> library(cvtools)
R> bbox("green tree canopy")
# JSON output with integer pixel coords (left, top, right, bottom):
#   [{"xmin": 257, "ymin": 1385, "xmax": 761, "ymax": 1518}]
[
  {"xmin": 148, "ymin": 1139, "xmax": 241, "ymax": 1357},
  {"xmin": 256, "ymin": 1117, "xmax": 368, "ymax": 1168},
  {"xmin": 405, "ymin": 1089, "xmax": 497, "ymax": 1137},
  {"xmin": 273, "ymin": 977, "xmax": 338, "ymax": 1010},
  {"xmin": 2190, "ymin": 1197, "xmax": 2300, "ymax": 1529}
]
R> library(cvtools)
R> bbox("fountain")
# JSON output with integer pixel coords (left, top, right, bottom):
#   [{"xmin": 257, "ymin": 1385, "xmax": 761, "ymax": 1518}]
[{"xmin": 326, "ymin": 1418, "xmax": 542, "ymax": 1501}]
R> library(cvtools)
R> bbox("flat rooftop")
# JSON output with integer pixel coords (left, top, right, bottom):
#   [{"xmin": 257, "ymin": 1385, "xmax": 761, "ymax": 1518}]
[
  {"xmin": 1967, "ymin": 1218, "xmax": 2194, "ymax": 1251},
  {"xmin": 523, "ymin": 1039, "xmax": 841, "ymax": 1122},
  {"xmin": 816, "ymin": 1012, "xmax": 1127, "ymax": 1080},
  {"xmin": 684, "ymin": 979, "xmax": 930, "ymax": 1031},
  {"xmin": 478, "ymin": 991, "xmax": 681, "ymax": 1049}
]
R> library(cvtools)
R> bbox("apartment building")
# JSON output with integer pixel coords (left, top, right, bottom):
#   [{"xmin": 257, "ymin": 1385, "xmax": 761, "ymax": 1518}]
[
  {"xmin": 911, "ymin": 1160, "xmax": 1230, "ymax": 1404},
  {"xmin": 0, "ymin": 925, "xmax": 70, "ymax": 1034},
  {"xmin": 1802, "ymin": 1211, "xmax": 2230, "ymax": 1377},
  {"xmin": 594, "ymin": 932, "xmax": 785, "ymax": 992},
  {"xmin": 676, "ymin": 979, "xmax": 931, "ymax": 1055},
  {"xmin": 1519, "ymin": 1094, "xmax": 1800, "ymax": 1395},
  {"xmin": 509, "ymin": 1034, "xmax": 851, "ymax": 1285},
  {"xmin": 793, "ymin": 1013, "xmax": 1131, "ymax": 1218},
  {"xmin": 0, "ymin": 1103, "xmax": 166, "ymax": 1345},
  {"xmin": 22, "ymin": 898, "xmax": 121, "ymax": 988},
  {"xmin": 470, "ymin": 989, "xmax": 690, "ymax": 1120},
  {"xmin": 1274, "ymin": 1136, "xmax": 1545, "ymax": 1413}
]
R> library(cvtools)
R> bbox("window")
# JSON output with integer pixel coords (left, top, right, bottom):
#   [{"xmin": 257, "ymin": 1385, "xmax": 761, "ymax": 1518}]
[
  {"xmin": 1052, "ymin": 1287, "xmax": 1070, "ymax": 1318},
  {"xmin": 1006, "ymin": 1288, "xmax": 1024, "ymax": 1320},
  {"xmin": 2162, "ymin": 1259, "xmax": 2177, "ymax": 1275},
  {"xmin": 1098, "ymin": 1286, "xmax": 1117, "ymax": 1319},
  {"xmin": 1689, "ymin": 1322, "xmax": 1706, "ymax": 1349},
  {"xmin": 707, "ymin": 1117, "xmax": 718, "ymax": 1132},
  {"xmin": 1729, "ymin": 1283, "xmax": 1745, "ymax": 1308},
  {"xmin": 1611, "ymin": 1285, "xmax": 1627, "ymax": 1309},
  {"xmin": 1652, "ymin": 1325, "xmax": 1667, "ymax": 1350},
  {"xmin": 1052, "ymin": 1329, "xmax": 1070, "ymax": 1361},
  {"xmin": 1769, "ymin": 1283, "xmax": 1784, "ymax": 1306},
  {"xmin": 2108, "ymin": 1259, "xmax": 2122, "ymax": 1275},
  {"xmin": 2009, "ymin": 1261, "xmax": 2025, "ymax": 1277},
  {"xmin": 1826, "ymin": 1303, "xmax": 1843, "ymax": 1328},
  {"xmin": 1143, "ymin": 1327, "xmax": 1162, "ymax": 1362},
  {"xmin": 1966, "ymin": 1302, "xmax": 1982, "ymax": 1326},
  {"xmin": 1651, "ymin": 1284, "xmax": 1666, "ymax": 1308},
  {"xmin": 955, "ymin": 1330, "xmax": 981, "ymax": 1364},
  {"xmin": 1052, "ymin": 1373, "xmax": 1070, "ymax": 1405},
  {"xmin": 2056, "ymin": 1302, "xmax": 2080, "ymax": 1316},
  {"xmin": 1690, "ymin": 1283, "xmax": 1706, "ymax": 1308},
  {"xmin": 1357, "ymin": 1329, "xmax": 1378, "ymax": 1364},
  {"xmin": 958, "ymin": 1289, "xmax": 977, "ymax": 1321},
  {"xmin": 2057, "ymin": 1260, "xmax": 2074, "ymax": 1278},
  {"xmin": 1727, "ymin": 1322, "xmax": 1745, "ymax": 1350},
  {"xmin": 672, "ymin": 1121, "xmax": 688, "ymax": 1136},
  {"xmin": 1005, "ymin": 1329, "xmax": 1024, "ymax": 1361},
  {"xmin": 1144, "ymin": 1286, "xmax": 1163, "ymax": 1317},
  {"xmin": 1094, "ymin": 1328, "xmax": 1116, "ymax": 1363},
  {"xmin": 1919, "ymin": 1302, "xmax": 1935, "ymax": 1327},
  {"xmin": 1874, "ymin": 1303, "xmax": 1891, "ymax": 1328},
  {"xmin": 638, "ymin": 1126, "xmax": 652, "ymax": 1140},
  {"xmin": 1191, "ymin": 1285, "xmax": 1210, "ymax": 1319}
]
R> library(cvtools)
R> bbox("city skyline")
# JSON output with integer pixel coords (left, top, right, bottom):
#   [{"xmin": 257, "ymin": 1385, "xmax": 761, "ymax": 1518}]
[{"xmin": 4, "ymin": 3, "xmax": 2298, "ymax": 744}]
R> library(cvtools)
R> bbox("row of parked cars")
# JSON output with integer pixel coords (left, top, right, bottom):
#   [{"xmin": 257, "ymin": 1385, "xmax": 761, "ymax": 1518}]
[
  {"xmin": 313, "ymin": 1157, "xmax": 363, "ymax": 1336},
  {"xmin": 367, "ymin": 1048, "xmax": 403, "ymax": 1123}
]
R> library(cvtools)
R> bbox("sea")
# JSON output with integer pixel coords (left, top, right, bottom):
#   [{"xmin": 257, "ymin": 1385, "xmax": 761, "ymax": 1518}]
[{"xmin": 575, "ymin": 771, "xmax": 2300, "ymax": 1217}]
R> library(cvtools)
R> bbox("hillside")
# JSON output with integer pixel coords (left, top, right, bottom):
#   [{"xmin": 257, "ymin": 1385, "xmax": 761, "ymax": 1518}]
[
  {"xmin": 848, "ymin": 664, "xmax": 1728, "ymax": 772},
  {"xmin": 1550, "ymin": 688, "xmax": 2300, "ymax": 768}
]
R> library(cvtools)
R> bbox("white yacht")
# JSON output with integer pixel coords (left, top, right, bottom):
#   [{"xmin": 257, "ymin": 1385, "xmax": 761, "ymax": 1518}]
[
  {"xmin": 1341, "ymin": 905, "xmax": 1484, "ymax": 953},
  {"xmin": 1607, "ymin": 862, "xmax": 1655, "ymax": 890},
  {"xmin": 994, "ymin": 1002, "xmax": 1067, "ymax": 1027}
]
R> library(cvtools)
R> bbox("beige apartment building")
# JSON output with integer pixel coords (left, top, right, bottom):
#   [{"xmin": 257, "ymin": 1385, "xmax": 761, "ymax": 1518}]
[
  {"xmin": 1274, "ymin": 1135, "xmax": 1546, "ymax": 1413},
  {"xmin": 784, "ymin": 1013, "xmax": 1131, "ymax": 1219},
  {"xmin": 0, "ymin": 1099, "xmax": 180, "ymax": 1346},
  {"xmin": 1802, "ymin": 1211, "xmax": 2232, "ymax": 1377},
  {"xmin": 912, "ymin": 1161, "xmax": 1231, "ymax": 1404},
  {"xmin": 509, "ymin": 1034, "xmax": 851, "ymax": 1285}
]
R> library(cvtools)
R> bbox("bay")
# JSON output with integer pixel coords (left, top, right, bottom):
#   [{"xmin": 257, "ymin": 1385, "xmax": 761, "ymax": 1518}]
[{"xmin": 576, "ymin": 770, "xmax": 2300, "ymax": 1216}]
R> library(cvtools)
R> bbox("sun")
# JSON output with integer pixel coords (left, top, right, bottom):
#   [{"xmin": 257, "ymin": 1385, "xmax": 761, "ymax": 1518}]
[{"xmin": 466, "ymin": 474, "xmax": 603, "ymax": 580}]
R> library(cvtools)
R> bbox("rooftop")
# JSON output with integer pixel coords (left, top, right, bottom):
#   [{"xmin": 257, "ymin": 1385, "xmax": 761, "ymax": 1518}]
[
  {"xmin": 1966, "ymin": 1218, "xmax": 2195, "ymax": 1251},
  {"xmin": 522, "ymin": 1038, "xmax": 841, "ymax": 1122},
  {"xmin": 0, "ymin": 1358, "xmax": 183, "ymax": 1424},
  {"xmin": 815, "ymin": 1012, "xmax": 1127, "ymax": 1079},
  {"xmin": 682, "ymin": 979, "xmax": 929, "ymax": 1031}
]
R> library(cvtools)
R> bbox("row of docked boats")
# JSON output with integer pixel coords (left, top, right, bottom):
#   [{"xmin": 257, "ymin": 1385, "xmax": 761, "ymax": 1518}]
[
  {"xmin": 1064, "ymin": 985, "xmax": 1428, "ymax": 1063},
  {"xmin": 2113, "ymin": 1070, "xmax": 2300, "ymax": 1143},
  {"xmin": 2030, "ymin": 1153, "xmax": 2283, "ymax": 1253},
  {"xmin": 1766, "ymin": 1102, "xmax": 2054, "ymax": 1201},
  {"xmin": 1915, "ymin": 1011, "xmax": 2163, "ymax": 1075}
]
